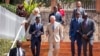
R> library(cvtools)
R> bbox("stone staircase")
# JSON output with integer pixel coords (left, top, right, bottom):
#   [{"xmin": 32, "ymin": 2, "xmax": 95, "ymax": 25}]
[{"xmin": 22, "ymin": 41, "xmax": 100, "ymax": 56}]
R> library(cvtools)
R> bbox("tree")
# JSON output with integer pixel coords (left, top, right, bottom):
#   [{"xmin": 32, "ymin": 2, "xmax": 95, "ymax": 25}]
[
  {"xmin": 51, "ymin": 0, "xmax": 56, "ymax": 8},
  {"xmin": 23, "ymin": 0, "xmax": 38, "ymax": 16}
]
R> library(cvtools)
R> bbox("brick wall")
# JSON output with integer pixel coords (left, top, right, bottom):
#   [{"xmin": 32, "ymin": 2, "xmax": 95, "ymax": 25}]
[{"xmin": 96, "ymin": 0, "xmax": 100, "ymax": 13}]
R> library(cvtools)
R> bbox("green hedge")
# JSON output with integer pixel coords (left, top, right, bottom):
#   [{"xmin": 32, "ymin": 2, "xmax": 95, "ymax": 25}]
[
  {"xmin": 0, "ymin": 4, "xmax": 16, "ymax": 13},
  {"xmin": 0, "ymin": 39, "xmax": 12, "ymax": 56}
]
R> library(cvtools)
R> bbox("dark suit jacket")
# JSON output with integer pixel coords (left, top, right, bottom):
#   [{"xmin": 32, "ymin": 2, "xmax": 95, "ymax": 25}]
[
  {"xmin": 79, "ymin": 18, "xmax": 95, "ymax": 39},
  {"xmin": 69, "ymin": 18, "xmax": 83, "ymax": 39},
  {"xmin": 49, "ymin": 12, "xmax": 62, "ymax": 23},
  {"xmin": 29, "ymin": 23, "xmax": 44, "ymax": 41},
  {"xmin": 72, "ymin": 7, "xmax": 85, "ymax": 18},
  {"xmin": 9, "ymin": 47, "xmax": 25, "ymax": 56}
]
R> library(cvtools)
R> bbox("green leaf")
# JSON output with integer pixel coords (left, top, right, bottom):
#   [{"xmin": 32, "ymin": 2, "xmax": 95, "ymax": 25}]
[{"xmin": 23, "ymin": 0, "xmax": 38, "ymax": 15}]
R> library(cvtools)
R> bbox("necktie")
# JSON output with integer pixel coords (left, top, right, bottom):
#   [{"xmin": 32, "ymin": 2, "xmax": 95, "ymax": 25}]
[
  {"xmin": 36, "ymin": 24, "xmax": 39, "ymax": 31},
  {"xmin": 76, "ymin": 19, "xmax": 78, "ymax": 23},
  {"xmin": 83, "ymin": 20, "xmax": 87, "ymax": 28},
  {"xmin": 52, "ymin": 24, "xmax": 54, "ymax": 32},
  {"xmin": 36, "ymin": 23, "xmax": 40, "ymax": 37}
]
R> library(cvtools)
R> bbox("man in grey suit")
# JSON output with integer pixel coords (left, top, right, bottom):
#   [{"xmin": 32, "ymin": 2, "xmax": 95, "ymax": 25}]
[
  {"xmin": 79, "ymin": 13, "xmax": 95, "ymax": 56},
  {"xmin": 46, "ymin": 15, "xmax": 63, "ymax": 56},
  {"xmin": 72, "ymin": 1, "xmax": 85, "ymax": 18}
]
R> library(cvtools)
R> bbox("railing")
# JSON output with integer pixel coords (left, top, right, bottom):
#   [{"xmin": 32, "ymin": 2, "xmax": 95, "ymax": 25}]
[
  {"xmin": 0, "ymin": 6, "xmax": 25, "ymax": 56},
  {"xmin": 7, "ymin": 25, "xmax": 24, "ymax": 56}
]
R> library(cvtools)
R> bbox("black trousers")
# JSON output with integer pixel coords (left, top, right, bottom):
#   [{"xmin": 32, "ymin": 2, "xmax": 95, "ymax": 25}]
[
  {"xmin": 70, "ymin": 35, "xmax": 82, "ymax": 56},
  {"xmin": 31, "ymin": 37, "xmax": 41, "ymax": 56}
]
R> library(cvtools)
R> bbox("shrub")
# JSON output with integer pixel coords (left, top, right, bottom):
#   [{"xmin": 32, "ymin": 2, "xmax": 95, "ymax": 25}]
[
  {"xmin": 0, "ymin": 4, "xmax": 16, "ymax": 13},
  {"xmin": 23, "ymin": 0, "xmax": 38, "ymax": 15},
  {"xmin": 0, "ymin": 39, "xmax": 12, "ymax": 56}
]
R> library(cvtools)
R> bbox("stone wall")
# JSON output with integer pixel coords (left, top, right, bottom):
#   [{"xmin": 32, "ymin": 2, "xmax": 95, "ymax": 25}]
[{"xmin": 40, "ymin": 10, "xmax": 100, "ymax": 42}]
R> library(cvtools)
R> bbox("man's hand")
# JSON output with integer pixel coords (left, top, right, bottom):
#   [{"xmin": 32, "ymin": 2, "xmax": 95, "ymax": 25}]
[
  {"xmin": 39, "ymin": 31, "xmax": 43, "ymax": 35},
  {"xmin": 21, "ymin": 20, "xmax": 27, "ymax": 25},
  {"xmin": 69, "ymin": 36, "xmax": 71, "ymax": 40},
  {"xmin": 46, "ymin": 33, "xmax": 49, "ymax": 38},
  {"xmin": 77, "ymin": 30, "xmax": 79, "ymax": 32},
  {"xmin": 32, "ymin": 31, "xmax": 36, "ymax": 34},
  {"xmin": 82, "ymin": 34, "xmax": 88, "ymax": 40},
  {"xmin": 21, "ymin": 23, "xmax": 25, "ymax": 25}
]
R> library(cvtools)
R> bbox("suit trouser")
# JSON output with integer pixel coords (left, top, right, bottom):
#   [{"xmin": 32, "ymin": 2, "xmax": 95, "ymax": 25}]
[
  {"xmin": 82, "ymin": 38, "xmax": 93, "ymax": 56},
  {"xmin": 71, "ymin": 37, "xmax": 82, "ymax": 56},
  {"xmin": 31, "ymin": 37, "xmax": 41, "ymax": 56},
  {"xmin": 48, "ymin": 42, "xmax": 60, "ymax": 56}
]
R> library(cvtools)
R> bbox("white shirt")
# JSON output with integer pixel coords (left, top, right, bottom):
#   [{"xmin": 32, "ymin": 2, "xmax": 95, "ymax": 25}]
[
  {"xmin": 77, "ymin": 18, "xmax": 83, "ymax": 23},
  {"xmin": 17, "ymin": 48, "xmax": 23, "ymax": 56}
]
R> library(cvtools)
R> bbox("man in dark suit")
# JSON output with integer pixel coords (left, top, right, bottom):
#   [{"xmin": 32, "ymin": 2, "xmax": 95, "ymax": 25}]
[
  {"xmin": 9, "ymin": 40, "xmax": 25, "ymax": 56},
  {"xmin": 49, "ymin": 6, "xmax": 62, "ymax": 23},
  {"xmin": 69, "ymin": 11, "xmax": 83, "ymax": 56},
  {"xmin": 72, "ymin": 1, "xmax": 85, "ymax": 18},
  {"xmin": 29, "ymin": 16, "xmax": 44, "ymax": 56},
  {"xmin": 79, "ymin": 13, "xmax": 95, "ymax": 56}
]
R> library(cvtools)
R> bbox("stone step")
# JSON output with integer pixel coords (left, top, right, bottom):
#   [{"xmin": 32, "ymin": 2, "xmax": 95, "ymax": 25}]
[
  {"xmin": 22, "ymin": 41, "xmax": 100, "ymax": 46},
  {"xmin": 25, "ymin": 51, "xmax": 100, "ymax": 55},
  {"xmin": 22, "ymin": 42, "xmax": 100, "ymax": 48},
  {"xmin": 22, "ymin": 41, "xmax": 100, "ymax": 56}
]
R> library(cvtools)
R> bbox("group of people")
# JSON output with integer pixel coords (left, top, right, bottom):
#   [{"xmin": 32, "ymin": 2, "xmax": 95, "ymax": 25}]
[
  {"xmin": 9, "ymin": 1, "xmax": 95, "ymax": 56},
  {"xmin": 69, "ymin": 1, "xmax": 95, "ymax": 56}
]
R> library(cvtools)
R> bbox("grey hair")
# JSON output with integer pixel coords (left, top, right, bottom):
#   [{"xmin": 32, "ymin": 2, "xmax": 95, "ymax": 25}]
[
  {"xmin": 50, "ymin": 15, "xmax": 56, "ymax": 20},
  {"xmin": 32, "ymin": 8, "xmax": 40, "ymax": 14}
]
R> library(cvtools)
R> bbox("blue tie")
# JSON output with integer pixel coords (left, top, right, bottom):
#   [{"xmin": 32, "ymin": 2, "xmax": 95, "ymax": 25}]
[
  {"xmin": 83, "ymin": 21, "xmax": 87, "ymax": 28},
  {"xmin": 36, "ymin": 24, "xmax": 39, "ymax": 31},
  {"xmin": 35, "ymin": 24, "xmax": 40, "ymax": 37},
  {"xmin": 52, "ymin": 24, "xmax": 54, "ymax": 32}
]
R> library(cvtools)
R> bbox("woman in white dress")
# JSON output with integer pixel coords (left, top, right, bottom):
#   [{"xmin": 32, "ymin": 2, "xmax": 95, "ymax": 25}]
[{"xmin": 22, "ymin": 8, "xmax": 41, "ymax": 40}]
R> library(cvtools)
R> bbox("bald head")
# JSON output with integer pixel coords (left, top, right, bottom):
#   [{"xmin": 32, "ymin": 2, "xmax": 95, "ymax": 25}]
[
  {"xmin": 50, "ymin": 15, "xmax": 56, "ymax": 24},
  {"xmin": 76, "ymin": 1, "xmax": 82, "ymax": 8},
  {"xmin": 53, "ymin": 6, "xmax": 58, "ymax": 12},
  {"xmin": 82, "ymin": 13, "xmax": 88, "ymax": 20},
  {"xmin": 16, "ymin": 40, "xmax": 22, "ymax": 48}
]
